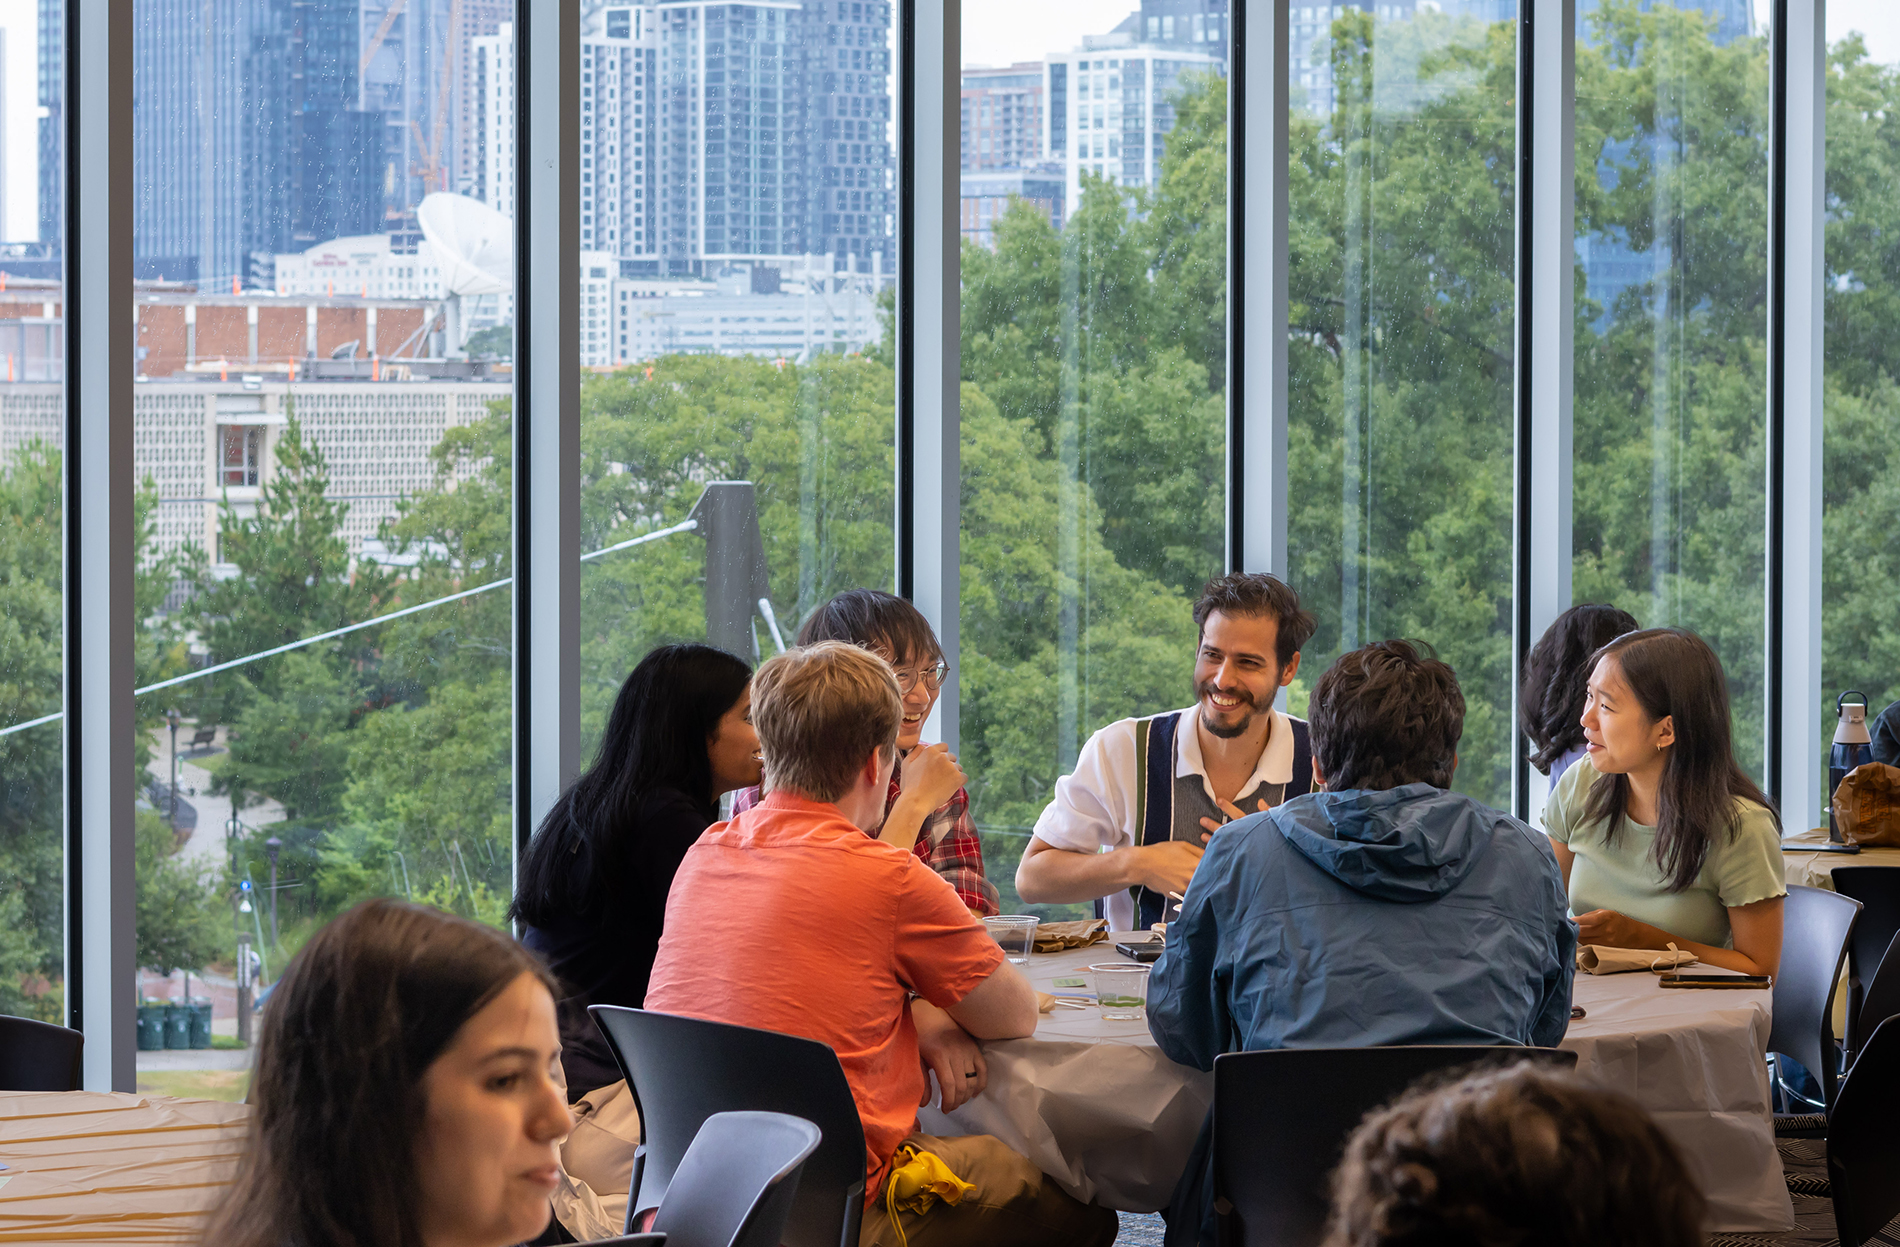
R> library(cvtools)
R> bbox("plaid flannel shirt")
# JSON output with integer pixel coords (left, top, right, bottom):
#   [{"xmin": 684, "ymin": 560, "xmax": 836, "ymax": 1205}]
[{"xmin": 733, "ymin": 778, "xmax": 999, "ymax": 916}]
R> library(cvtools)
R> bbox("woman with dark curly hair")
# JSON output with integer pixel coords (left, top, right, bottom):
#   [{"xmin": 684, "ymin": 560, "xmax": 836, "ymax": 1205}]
[
  {"xmin": 1519, "ymin": 603, "xmax": 1639, "ymax": 803},
  {"xmin": 1323, "ymin": 1063, "xmax": 1705, "ymax": 1247}
]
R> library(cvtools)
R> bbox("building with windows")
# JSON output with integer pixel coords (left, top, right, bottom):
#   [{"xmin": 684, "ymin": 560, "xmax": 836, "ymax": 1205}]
[
  {"xmin": 609, "ymin": 262, "xmax": 881, "ymax": 364},
  {"xmin": 1135, "ymin": 0, "xmax": 1231, "ymax": 52},
  {"xmin": 960, "ymin": 170, "xmax": 1063, "ymax": 248},
  {"xmin": 1044, "ymin": 44, "xmax": 1223, "ymax": 199},
  {"xmin": 961, "ymin": 62, "xmax": 1044, "ymax": 172},
  {"xmin": 474, "ymin": 2, "xmax": 894, "ymax": 279},
  {"xmin": 128, "ymin": 0, "xmax": 386, "ymax": 286},
  {"xmin": 273, "ymin": 233, "xmax": 448, "ymax": 301}
]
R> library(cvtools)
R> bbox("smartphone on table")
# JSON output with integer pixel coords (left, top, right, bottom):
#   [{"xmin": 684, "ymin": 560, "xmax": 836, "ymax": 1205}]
[{"xmin": 1658, "ymin": 972, "xmax": 1772, "ymax": 989}]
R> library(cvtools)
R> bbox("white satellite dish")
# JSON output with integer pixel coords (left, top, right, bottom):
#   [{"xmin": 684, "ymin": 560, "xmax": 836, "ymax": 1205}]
[{"xmin": 416, "ymin": 193, "xmax": 514, "ymax": 296}]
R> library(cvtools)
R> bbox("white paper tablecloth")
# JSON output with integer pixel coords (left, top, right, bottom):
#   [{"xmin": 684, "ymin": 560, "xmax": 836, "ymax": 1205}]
[
  {"xmin": 920, "ymin": 938, "xmax": 1792, "ymax": 1231},
  {"xmin": 1780, "ymin": 825, "xmax": 1900, "ymax": 889},
  {"xmin": 0, "ymin": 1091, "xmax": 252, "ymax": 1244}
]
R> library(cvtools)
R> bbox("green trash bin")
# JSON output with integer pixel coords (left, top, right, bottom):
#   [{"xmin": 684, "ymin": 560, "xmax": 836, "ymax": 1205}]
[
  {"xmin": 163, "ymin": 1003, "xmax": 191, "ymax": 1050},
  {"xmin": 188, "ymin": 998, "xmax": 213, "ymax": 1049},
  {"xmin": 136, "ymin": 1002, "xmax": 167, "ymax": 1051}
]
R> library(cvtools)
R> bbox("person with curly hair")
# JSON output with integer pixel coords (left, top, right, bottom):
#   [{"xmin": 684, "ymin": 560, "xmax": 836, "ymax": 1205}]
[
  {"xmin": 1323, "ymin": 1063, "xmax": 1706, "ymax": 1247},
  {"xmin": 1147, "ymin": 640, "xmax": 1574, "ymax": 1247}
]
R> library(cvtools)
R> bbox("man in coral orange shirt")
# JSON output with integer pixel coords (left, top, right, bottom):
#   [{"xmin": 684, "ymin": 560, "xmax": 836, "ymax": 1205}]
[{"xmin": 645, "ymin": 641, "xmax": 1116, "ymax": 1247}]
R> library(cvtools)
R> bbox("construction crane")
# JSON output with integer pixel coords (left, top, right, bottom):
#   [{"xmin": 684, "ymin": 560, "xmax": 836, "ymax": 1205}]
[
  {"xmin": 405, "ymin": 0, "xmax": 462, "ymax": 195},
  {"xmin": 359, "ymin": 0, "xmax": 408, "ymax": 77}
]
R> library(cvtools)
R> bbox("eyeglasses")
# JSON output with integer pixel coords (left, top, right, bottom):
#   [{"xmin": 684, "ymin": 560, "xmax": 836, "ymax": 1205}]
[{"xmin": 892, "ymin": 660, "xmax": 949, "ymax": 694}]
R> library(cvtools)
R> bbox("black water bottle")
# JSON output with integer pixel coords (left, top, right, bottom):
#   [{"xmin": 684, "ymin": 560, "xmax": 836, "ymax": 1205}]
[{"xmin": 1830, "ymin": 691, "xmax": 1875, "ymax": 842}]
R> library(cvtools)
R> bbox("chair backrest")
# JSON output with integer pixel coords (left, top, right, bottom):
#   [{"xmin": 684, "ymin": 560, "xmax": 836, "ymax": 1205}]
[
  {"xmin": 1826, "ymin": 867, "xmax": 1900, "ymax": 1056},
  {"xmin": 590, "ymin": 1005, "xmax": 867, "ymax": 1247},
  {"xmin": 0, "ymin": 1014, "xmax": 84, "ymax": 1092},
  {"xmin": 1827, "ymin": 1016, "xmax": 1900, "ymax": 1247},
  {"xmin": 1853, "ymin": 930, "xmax": 1900, "ymax": 1064},
  {"xmin": 1212, "ymin": 1045, "xmax": 1579, "ymax": 1247},
  {"xmin": 1768, "ymin": 885, "xmax": 1861, "ymax": 1110},
  {"xmin": 650, "ymin": 1111, "xmax": 821, "ymax": 1247}
]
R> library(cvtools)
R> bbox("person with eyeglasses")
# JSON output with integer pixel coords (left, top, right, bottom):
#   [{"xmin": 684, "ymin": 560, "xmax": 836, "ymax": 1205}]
[{"xmin": 732, "ymin": 588, "xmax": 1000, "ymax": 917}]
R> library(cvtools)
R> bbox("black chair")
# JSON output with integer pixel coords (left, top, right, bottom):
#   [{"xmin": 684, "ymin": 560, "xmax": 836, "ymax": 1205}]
[
  {"xmin": 1826, "ymin": 1017, "xmax": 1900, "ymax": 1247},
  {"xmin": 1827, "ymin": 866, "xmax": 1900, "ymax": 1059},
  {"xmin": 1852, "ymin": 931, "xmax": 1900, "ymax": 1062},
  {"xmin": 590, "ymin": 1006, "xmax": 867, "ymax": 1247},
  {"xmin": 583, "ymin": 1111, "xmax": 823, "ymax": 1247},
  {"xmin": 1768, "ymin": 885, "xmax": 1861, "ymax": 1129},
  {"xmin": 0, "ymin": 1014, "xmax": 84, "ymax": 1091},
  {"xmin": 1211, "ymin": 1045, "xmax": 1578, "ymax": 1247}
]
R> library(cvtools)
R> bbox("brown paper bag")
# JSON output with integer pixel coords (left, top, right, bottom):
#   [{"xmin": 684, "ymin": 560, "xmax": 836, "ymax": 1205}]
[
  {"xmin": 1835, "ymin": 762, "xmax": 1900, "ymax": 847},
  {"xmin": 1031, "ymin": 918, "xmax": 1109, "ymax": 953}
]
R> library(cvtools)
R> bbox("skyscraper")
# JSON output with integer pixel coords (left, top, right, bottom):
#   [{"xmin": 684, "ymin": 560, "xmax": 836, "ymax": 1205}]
[
  {"xmin": 131, "ymin": 0, "xmax": 383, "ymax": 285},
  {"xmin": 479, "ymin": 1, "xmax": 894, "ymax": 280},
  {"xmin": 961, "ymin": 62, "xmax": 1043, "ymax": 172},
  {"xmin": 1044, "ymin": 44, "xmax": 1223, "ymax": 200},
  {"xmin": 453, "ymin": 0, "xmax": 510, "ymax": 199},
  {"xmin": 37, "ymin": 0, "xmax": 59, "ymax": 247}
]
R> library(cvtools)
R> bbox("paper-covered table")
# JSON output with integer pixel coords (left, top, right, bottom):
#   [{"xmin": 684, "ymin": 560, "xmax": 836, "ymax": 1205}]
[
  {"xmin": 1780, "ymin": 825, "xmax": 1900, "ymax": 890},
  {"xmin": 0, "ymin": 1090, "xmax": 251, "ymax": 1244},
  {"xmin": 919, "ymin": 937, "xmax": 1792, "ymax": 1232}
]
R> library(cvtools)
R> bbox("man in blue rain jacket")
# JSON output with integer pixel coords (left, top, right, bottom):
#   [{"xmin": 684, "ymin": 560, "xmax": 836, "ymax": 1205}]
[{"xmin": 1147, "ymin": 640, "xmax": 1575, "ymax": 1247}]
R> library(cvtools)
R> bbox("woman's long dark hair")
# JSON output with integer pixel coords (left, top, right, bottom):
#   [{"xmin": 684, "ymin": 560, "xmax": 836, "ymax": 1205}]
[
  {"xmin": 1582, "ymin": 629, "xmax": 1780, "ymax": 893},
  {"xmin": 1520, "ymin": 603, "xmax": 1640, "ymax": 773},
  {"xmin": 509, "ymin": 643, "xmax": 751, "ymax": 927},
  {"xmin": 203, "ymin": 899, "xmax": 557, "ymax": 1247}
]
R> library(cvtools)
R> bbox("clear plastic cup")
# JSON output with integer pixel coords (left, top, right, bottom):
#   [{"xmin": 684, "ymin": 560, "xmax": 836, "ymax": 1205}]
[
  {"xmin": 982, "ymin": 915, "xmax": 1040, "ymax": 964},
  {"xmin": 1088, "ymin": 962, "xmax": 1152, "ymax": 1021}
]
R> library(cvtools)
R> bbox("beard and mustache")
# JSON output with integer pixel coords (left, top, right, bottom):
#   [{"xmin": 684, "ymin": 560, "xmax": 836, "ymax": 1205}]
[{"xmin": 1197, "ymin": 679, "xmax": 1262, "ymax": 740}]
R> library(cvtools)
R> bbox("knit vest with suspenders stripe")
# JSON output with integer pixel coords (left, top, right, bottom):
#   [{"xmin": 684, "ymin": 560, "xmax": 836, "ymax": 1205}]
[{"xmin": 1100, "ymin": 710, "xmax": 1313, "ymax": 930}]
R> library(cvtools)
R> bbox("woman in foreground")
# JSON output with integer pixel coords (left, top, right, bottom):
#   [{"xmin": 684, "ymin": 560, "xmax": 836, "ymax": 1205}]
[
  {"xmin": 203, "ymin": 898, "xmax": 570, "ymax": 1247},
  {"xmin": 1545, "ymin": 628, "xmax": 1785, "ymax": 977}
]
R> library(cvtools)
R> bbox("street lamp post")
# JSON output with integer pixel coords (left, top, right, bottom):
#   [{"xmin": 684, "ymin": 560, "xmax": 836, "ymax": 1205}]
[
  {"xmin": 235, "ymin": 881, "xmax": 254, "ymax": 1046},
  {"xmin": 166, "ymin": 708, "xmax": 180, "ymax": 830},
  {"xmin": 265, "ymin": 836, "xmax": 282, "ymax": 948}
]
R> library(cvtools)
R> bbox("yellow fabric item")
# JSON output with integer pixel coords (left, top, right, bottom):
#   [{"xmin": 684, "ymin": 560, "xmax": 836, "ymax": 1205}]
[{"xmin": 882, "ymin": 1144, "xmax": 977, "ymax": 1247}]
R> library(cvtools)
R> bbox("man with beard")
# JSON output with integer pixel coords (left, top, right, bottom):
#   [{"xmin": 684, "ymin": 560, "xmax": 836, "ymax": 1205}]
[{"xmin": 1016, "ymin": 573, "xmax": 1316, "ymax": 931}]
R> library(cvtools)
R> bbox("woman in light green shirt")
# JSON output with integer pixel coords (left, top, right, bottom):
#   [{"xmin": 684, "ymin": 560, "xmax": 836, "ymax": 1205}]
[{"xmin": 1544, "ymin": 629, "xmax": 1785, "ymax": 979}]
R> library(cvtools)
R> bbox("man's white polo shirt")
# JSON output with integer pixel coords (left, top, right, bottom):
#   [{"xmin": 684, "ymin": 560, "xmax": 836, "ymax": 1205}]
[{"xmin": 1030, "ymin": 704, "xmax": 1301, "ymax": 931}]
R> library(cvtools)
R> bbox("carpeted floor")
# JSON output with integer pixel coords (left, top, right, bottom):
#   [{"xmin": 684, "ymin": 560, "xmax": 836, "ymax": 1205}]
[
  {"xmin": 1705, "ymin": 1138, "xmax": 1900, "ymax": 1247},
  {"xmin": 1115, "ymin": 1212, "xmax": 1167, "ymax": 1245}
]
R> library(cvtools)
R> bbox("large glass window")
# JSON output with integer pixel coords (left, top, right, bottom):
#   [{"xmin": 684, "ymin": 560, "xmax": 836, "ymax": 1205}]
[
  {"xmin": 0, "ymin": 0, "xmax": 65, "ymax": 1031},
  {"xmin": 131, "ymin": 0, "xmax": 512, "ymax": 1096},
  {"xmin": 960, "ymin": 6, "xmax": 1228, "ymax": 916},
  {"xmin": 1572, "ymin": 0, "xmax": 1769, "ymax": 781},
  {"xmin": 1822, "ymin": 4, "xmax": 1900, "ymax": 821},
  {"xmin": 1288, "ymin": 6, "xmax": 1518, "ymax": 809},
  {"xmin": 571, "ymin": 5, "xmax": 897, "ymax": 757}
]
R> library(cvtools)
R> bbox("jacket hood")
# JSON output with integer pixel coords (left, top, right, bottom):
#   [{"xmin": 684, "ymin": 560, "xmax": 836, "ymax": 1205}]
[{"xmin": 1273, "ymin": 784, "xmax": 1493, "ymax": 902}]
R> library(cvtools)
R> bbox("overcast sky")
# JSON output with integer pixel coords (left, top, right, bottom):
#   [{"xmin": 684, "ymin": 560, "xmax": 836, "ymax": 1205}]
[
  {"xmin": 961, "ymin": 1, "xmax": 1900, "ymax": 71},
  {"xmin": 1827, "ymin": 0, "xmax": 1900, "ymax": 65},
  {"xmin": 960, "ymin": 1, "xmax": 1139, "ymax": 69}
]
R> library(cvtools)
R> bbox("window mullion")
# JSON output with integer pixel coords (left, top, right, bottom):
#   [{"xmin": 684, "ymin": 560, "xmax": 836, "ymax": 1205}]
[
  {"xmin": 65, "ymin": 0, "xmax": 137, "ymax": 1089},
  {"xmin": 1512, "ymin": 0, "xmax": 1575, "ymax": 821},
  {"xmin": 896, "ymin": 0, "xmax": 960, "ymax": 749},
  {"xmin": 514, "ymin": 0, "xmax": 582, "ymax": 873},
  {"xmin": 1230, "ymin": 0, "xmax": 1289, "ymax": 584},
  {"xmin": 1769, "ymin": 0, "xmax": 1826, "ymax": 816}
]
